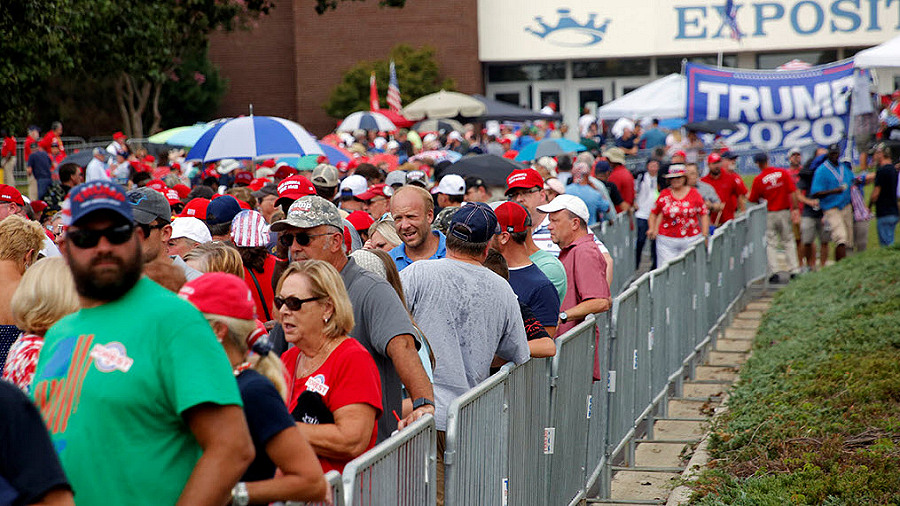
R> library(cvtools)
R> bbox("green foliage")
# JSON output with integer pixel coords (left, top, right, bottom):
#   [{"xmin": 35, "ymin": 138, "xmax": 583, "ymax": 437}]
[
  {"xmin": 689, "ymin": 245, "xmax": 900, "ymax": 504},
  {"xmin": 157, "ymin": 46, "xmax": 229, "ymax": 130},
  {"xmin": 323, "ymin": 44, "xmax": 455, "ymax": 119}
]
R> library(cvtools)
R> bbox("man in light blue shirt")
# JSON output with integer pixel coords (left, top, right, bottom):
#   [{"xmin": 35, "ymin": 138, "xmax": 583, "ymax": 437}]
[
  {"xmin": 809, "ymin": 144, "xmax": 854, "ymax": 260},
  {"xmin": 389, "ymin": 185, "xmax": 447, "ymax": 270}
]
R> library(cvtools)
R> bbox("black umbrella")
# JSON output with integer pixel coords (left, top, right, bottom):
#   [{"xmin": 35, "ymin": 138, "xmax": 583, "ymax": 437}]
[
  {"xmin": 58, "ymin": 150, "xmax": 96, "ymax": 168},
  {"xmin": 413, "ymin": 119, "xmax": 464, "ymax": 134},
  {"xmin": 683, "ymin": 119, "xmax": 740, "ymax": 134},
  {"xmin": 469, "ymin": 94, "xmax": 563, "ymax": 122},
  {"xmin": 442, "ymin": 154, "xmax": 524, "ymax": 186}
]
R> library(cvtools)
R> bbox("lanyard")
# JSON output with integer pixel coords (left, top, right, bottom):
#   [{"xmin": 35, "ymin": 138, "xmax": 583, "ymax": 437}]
[{"xmin": 825, "ymin": 161, "xmax": 844, "ymax": 187}]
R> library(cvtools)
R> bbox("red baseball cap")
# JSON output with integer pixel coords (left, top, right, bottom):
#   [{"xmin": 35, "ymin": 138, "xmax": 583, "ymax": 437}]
[
  {"xmin": 707, "ymin": 152, "xmax": 722, "ymax": 165},
  {"xmin": 357, "ymin": 183, "xmax": 391, "ymax": 201},
  {"xmin": 146, "ymin": 179, "xmax": 167, "ymax": 192},
  {"xmin": 164, "ymin": 188, "xmax": 181, "ymax": 205},
  {"xmin": 236, "ymin": 199, "xmax": 251, "ymax": 210},
  {"xmin": 179, "ymin": 198, "xmax": 210, "ymax": 219},
  {"xmin": 505, "ymin": 168, "xmax": 544, "ymax": 195},
  {"xmin": 142, "ymin": 154, "xmax": 156, "ymax": 164},
  {"xmin": 346, "ymin": 210, "xmax": 375, "ymax": 232},
  {"xmin": 0, "ymin": 184, "xmax": 24, "ymax": 206},
  {"xmin": 274, "ymin": 164, "xmax": 298, "ymax": 180},
  {"xmin": 30, "ymin": 200, "xmax": 48, "ymax": 215},
  {"xmin": 276, "ymin": 175, "xmax": 316, "ymax": 206},
  {"xmin": 260, "ymin": 158, "xmax": 276, "ymax": 169},
  {"xmin": 248, "ymin": 178, "xmax": 268, "ymax": 191},
  {"xmin": 113, "ymin": 131, "xmax": 127, "ymax": 141},
  {"xmin": 494, "ymin": 201, "xmax": 530, "ymax": 233},
  {"xmin": 502, "ymin": 150, "xmax": 518, "ymax": 160},
  {"xmin": 234, "ymin": 171, "xmax": 253, "ymax": 186},
  {"xmin": 674, "ymin": 150, "xmax": 687, "ymax": 158},
  {"xmin": 173, "ymin": 184, "xmax": 191, "ymax": 199},
  {"xmin": 179, "ymin": 272, "xmax": 256, "ymax": 320}
]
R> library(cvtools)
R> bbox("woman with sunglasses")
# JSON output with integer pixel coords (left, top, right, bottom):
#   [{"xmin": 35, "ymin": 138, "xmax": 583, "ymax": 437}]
[
  {"xmin": 276, "ymin": 260, "xmax": 382, "ymax": 473},
  {"xmin": 179, "ymin": 273, "xmax": 327, "ymax": 505}
]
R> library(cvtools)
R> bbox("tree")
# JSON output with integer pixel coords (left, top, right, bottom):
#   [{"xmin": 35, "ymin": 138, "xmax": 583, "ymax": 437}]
[
  {"xmin": 324, "ymin": 45, "xmax": 456, "ymax": 120},
  {"xmin": 157, "ymin": 47, "xmax": 229, "ymax": 130}
]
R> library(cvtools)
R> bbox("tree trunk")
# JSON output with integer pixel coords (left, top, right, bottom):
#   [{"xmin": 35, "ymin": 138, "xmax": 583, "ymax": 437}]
[
  {"xmin": 115, "ymin": 72, "xmax": 153, "ymax": 143},
  {"xmin": 148, "ymin": 81, "xmax": 163, "ymax": 136}
]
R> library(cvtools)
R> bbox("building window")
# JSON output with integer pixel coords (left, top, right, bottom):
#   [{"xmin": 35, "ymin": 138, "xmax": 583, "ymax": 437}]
[
  {"xmin": 656, "ymin": 54, "xmax": 736, "ymax": 75},
  {"xmin": 572, "ymin": 59, "xmax": 650, "ymax": 78},
  {"xmin": 487, "ymin": 63, "xmax": 566, "ymax": 82},
  {"xmin": 756, "ymin": 50, "xmax": 838, "ymax": 69}
]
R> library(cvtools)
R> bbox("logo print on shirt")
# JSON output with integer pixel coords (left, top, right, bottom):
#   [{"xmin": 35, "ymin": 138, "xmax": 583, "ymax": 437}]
[
  {"xmin": 90, "ymin": 342, "xmax": 134, "ymax": 373},
  {"xmin": 305, "ymin": 374, "xmax": 330, "ymax": 396},
  {"xmin": 33, "ymin": 334, "xmax": 95, "ymax": 435}
]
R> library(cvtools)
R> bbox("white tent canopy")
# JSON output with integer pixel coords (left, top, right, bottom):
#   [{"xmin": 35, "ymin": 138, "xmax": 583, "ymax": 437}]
[
  {"xmin": 596, "ymin": 73, "xmax": 685, "ymax": 121},
  {"xmin": 854, "ymin": 34, "xmax": 900, "ymax": 68}
]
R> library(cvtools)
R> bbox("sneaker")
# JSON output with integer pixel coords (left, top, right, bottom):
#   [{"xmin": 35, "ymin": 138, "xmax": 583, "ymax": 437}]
[{"xmin": 768, "ymin": 274, "xmax": 780, "ymax": 284}]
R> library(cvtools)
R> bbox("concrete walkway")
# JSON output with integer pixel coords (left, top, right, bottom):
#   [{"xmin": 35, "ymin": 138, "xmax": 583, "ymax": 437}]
[{"xmin": 588, "ymin": 284, "xmax": 777, "ymax": 505}]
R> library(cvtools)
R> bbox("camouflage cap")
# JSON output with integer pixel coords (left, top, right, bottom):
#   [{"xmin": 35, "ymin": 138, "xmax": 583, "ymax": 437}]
[
  {"xmin": 432, "ymin": 205, "xmax": 459, "ymax": 234},
  {"xmin": 270, "ymin": 195, "xmax": 344, "ymax": 232}
]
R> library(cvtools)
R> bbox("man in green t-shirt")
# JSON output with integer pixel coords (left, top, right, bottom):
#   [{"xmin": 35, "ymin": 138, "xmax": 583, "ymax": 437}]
[{"xmin": 32, "ymin": 181, "xmax": 254, "ymax": 506}]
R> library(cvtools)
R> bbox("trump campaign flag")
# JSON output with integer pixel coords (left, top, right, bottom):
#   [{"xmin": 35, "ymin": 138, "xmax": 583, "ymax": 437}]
[{"xmin": 685, "ymin": 60, "xmax": 856, "ymax": 151}]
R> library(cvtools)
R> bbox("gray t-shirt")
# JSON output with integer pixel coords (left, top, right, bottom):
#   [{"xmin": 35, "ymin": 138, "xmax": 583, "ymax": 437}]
[
  {"xmin": 401, "ymin": 258, "xmax": 530, "ymax": 430},
  {"xmin": 696, "ymin": 181, "xmax": 721, "ymax": 204},
  {"xmin": 340, "ymin": 257, "xmax": 417, "ymax": 442}
]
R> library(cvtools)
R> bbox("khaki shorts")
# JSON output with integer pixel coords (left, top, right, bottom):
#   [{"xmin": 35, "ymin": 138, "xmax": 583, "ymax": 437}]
[
  {"xmin": 800, "ymin": 216, "xmax": 829, "ymax": 244},
  {"xmin": 823, "ymin": 206, "xmax": 853, "ymax": 247}
]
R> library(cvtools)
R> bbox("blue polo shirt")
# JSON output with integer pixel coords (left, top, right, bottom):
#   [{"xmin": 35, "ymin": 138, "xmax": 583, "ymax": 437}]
[
  {"xmin": 391, "ymin": 230, "xmax": 446, "ymax": 271},
  {"xmin": 810, "ymin": 160, "xmax": 853, "ymax": 210}
]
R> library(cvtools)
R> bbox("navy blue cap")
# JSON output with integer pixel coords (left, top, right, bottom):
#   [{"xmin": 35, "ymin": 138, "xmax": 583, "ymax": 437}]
[
  {"xmin": 752, "ymin": 152, "xmax": 768, "ymax": 163},
  {"xmin": 721, "ymin": 150, "xmax": 738, "ymax": 160},
  {"xmin": 448, "ymin": 202, "xmax": 500, "ymax": 244},
  {"xmin": 594, "ymin": 160, "xmax": 612, "ymax": 173},
  {"xmin": 205, "ymin": 195, "xmax": 242, "ymax": 226},
  {"xmin": 66, "ymin": 181, "xmax": 133, "ymax": 226}
]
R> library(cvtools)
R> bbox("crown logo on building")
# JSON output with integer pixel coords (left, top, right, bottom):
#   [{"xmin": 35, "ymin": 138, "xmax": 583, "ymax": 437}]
[{"xmin": 525, "ymin": 8, "xmax": 611, "ymax": 47}]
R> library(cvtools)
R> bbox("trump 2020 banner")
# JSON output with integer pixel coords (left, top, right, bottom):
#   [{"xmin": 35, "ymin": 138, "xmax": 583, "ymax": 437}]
[{"xmin": 685, "ymin": 60, "xmax": 855, "ymax": 151}]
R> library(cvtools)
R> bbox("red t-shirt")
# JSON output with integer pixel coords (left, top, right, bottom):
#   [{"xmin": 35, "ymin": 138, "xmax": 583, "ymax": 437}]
[
  {"xmin": 701, "ymin": 168, "xmax": 747, "ymax": 224},
  {"xmin": 651, "ymin": 187, "xmax": 709, "ymax": 238},
  {"xmin": 282, "ymin": 338, "xmax": 382, "ymax": 473},
  {"xmin": 1, "ymin": 137, "xmax": 16, "ymax": 158},
  {"xmin": 23, "ymin": 137, "xmax": 37, "ymax": 160},
  {"xmin": 607, "ymin": 165, "xmax": 635, "ymax": 209},
  {"xmin": 749, "ymin": 166, "xmax": 796, "ymax": 212},
  {"xmin": 243, "ymin": 254, "xmax": 278, "ymax": 321}
]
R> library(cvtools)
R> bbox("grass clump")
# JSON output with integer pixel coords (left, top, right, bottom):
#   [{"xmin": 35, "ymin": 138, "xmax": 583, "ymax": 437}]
[{"xmin": 690, "ymin": 245, "xmax": 900, "ymax": 505}]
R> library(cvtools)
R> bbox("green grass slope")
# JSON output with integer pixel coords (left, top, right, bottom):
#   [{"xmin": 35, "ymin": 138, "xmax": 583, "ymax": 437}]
[{"xmin": 690, "ymin": 245, "xmax": 900, "ymax": 505}]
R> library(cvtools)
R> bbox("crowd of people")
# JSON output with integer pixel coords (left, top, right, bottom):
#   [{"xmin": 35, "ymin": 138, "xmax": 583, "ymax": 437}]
[{"xmin": 0, "ymin": 107, "xmax": 899, "ymax": 506}]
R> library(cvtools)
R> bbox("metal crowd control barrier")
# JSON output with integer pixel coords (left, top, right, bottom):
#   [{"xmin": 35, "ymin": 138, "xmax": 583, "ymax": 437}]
[
  {"xmin": 314, "ymin": 203, "xmax": 767, "ymax": 506},
  {"xmin": 593, "ymin": 211, "xmax": 636, "ymax": 296},
  {"xmin": 285, "ymin": 470, "xmax": 344, "ymax": 506},
  {"xmin": 340, "ymin": 414, "xmax": 436, "ymax": 506}
]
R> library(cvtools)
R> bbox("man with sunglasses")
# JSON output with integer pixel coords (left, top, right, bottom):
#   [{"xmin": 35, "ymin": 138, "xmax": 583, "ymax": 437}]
[
  {"xmin": 270, "ymin": 195, "xmax": 434, "ymax": 443},
  {"xmin": 128, "ymin": 187, "xmax": 201, "ymax": 285},
  {"xmin": 32, "ymin": 181, "xmax": 255, "ymax": 506}
]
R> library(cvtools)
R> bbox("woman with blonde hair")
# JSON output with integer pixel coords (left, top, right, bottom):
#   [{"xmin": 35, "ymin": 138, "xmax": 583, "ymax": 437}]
[
  {"xmin": 277, "ymin": 260, "xmax": 382, "ymax": 473},
  {"xmin": 179, "ymin": 272, "xmax": 327, "ymax": 504},
  {"xmin": 2, "ymin": 257, "xmax": 79, "ymax": 393},
  {"xmin": 364, "ymin": 215, "xmax": 401, "ymax": 251},
  {"xmin": 0, "ymin": 215, "xmax": 45, "ymax": 371},
  {"xmin": 183, "ymin": 241, "xmax": 244, "ymax": 277}
]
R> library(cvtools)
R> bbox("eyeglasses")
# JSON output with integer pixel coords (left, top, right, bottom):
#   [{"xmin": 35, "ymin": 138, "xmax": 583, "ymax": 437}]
[
  {"xmin": 67, "ymin": 223, "xmax": 135, "ymax": 249},
  {"xmin": 507, "ymin": 187, "xmax": 540, "ymax": 200},
  {"xmin": 273, "ymin": 295, "xmax": 322, "ymax": 311},
  {"xmin": 278, "ymin": 231, "xmax": 334, "ymax": 248},
  {"xmin": 137, "ymin": 222, "xmax": 167, "ymax": 237}
]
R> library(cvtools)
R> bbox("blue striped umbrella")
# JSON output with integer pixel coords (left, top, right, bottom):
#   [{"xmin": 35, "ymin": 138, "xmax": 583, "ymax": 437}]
[
  {"xmin": 185, "ymin": 116, "xmax": 323, "ymax": 163},
  {"xmin": 337, "ymin": 111, "xmax": 397, "ymax": 132}
]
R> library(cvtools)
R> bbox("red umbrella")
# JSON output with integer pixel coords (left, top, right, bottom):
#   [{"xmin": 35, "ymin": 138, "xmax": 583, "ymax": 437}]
[{"xmin": 374, "ymin": 109, "xmax": 415, "ymax": 129}]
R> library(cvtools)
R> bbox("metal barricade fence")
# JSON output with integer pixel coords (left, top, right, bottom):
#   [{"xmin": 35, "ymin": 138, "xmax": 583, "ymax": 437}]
[
  {"xmin": 328, "ymin": 202, "xmax": 768, "ymax": 506},
  {"xmin": 284, "ymin": 470, "xmax": 344, "ymax": 506},
  {"xmin": 341, "ymin": 414, "xmax": 436, "ymax": 506}
]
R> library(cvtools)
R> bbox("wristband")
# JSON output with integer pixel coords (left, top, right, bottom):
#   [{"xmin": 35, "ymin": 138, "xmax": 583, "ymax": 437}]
[
  {"xmin": 231, "ymin": 482, "xmax": 249, "ymax": 506},
  {"xmin": 412, "ymin": 397, "xmax": 435, "ymax": 410}
]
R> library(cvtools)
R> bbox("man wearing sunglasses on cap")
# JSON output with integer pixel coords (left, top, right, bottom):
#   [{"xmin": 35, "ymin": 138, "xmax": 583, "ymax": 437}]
[
  {"xmin": 269, "ymin": 195, "xmax": 434, "ymax": 443},
  {"xmin": 32, "ymin": 181, "xmax": 255, "ymax": 506}
]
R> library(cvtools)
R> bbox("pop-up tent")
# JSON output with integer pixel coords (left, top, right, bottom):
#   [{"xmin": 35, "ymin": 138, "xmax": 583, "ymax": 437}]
[
  {"xmin": 854, "ymin": 34, "xmax": 900, "ymax": 68},
  {"xmin": 596, "ymin": 73, "xmax": 685, "ymax": 121}
]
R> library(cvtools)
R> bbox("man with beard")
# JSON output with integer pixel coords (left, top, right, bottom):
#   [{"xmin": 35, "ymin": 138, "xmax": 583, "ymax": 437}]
[{"xmin": 31, "ymin": 181, "xmax": 254, "ymax": 506}]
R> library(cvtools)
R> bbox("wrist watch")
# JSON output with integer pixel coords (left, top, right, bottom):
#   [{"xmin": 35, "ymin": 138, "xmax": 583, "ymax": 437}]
[
  {"xmin": 559, "ymin": 312, "xmax": 568, "ymax": 323},
  {"xmin": 412, "ymin": 397, "xmax": 435, "ymax": 410},
  {"xmin": 231, "ymin": 482, "xmax": 249, "ymax": 506}
]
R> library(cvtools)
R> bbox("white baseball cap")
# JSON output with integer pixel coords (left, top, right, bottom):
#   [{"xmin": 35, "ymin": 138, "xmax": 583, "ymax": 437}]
[
  {"xmin": 171, "ymin": 217, "xmax": 212, "ymax": 244},
  {"xmin": 537, "ymin": 194, "xmax": 590, "ymax": 223},
  {"xmin": 435, "ymin": 174, "xmax": 466, "ymax": 196},
  {"xmin": 339, "ymin": 174, "xmax": 368, "ymax": 197}
]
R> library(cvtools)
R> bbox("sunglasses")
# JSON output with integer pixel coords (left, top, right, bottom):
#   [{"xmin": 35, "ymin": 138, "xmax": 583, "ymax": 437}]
[
  {"xmin": 278, "ymin": 231, "xmax": 334, "ymax": 248},
  {"xmin": 506, "ymin": 187, "xmax": 540, "ymax": 199},
  {"xmin": 67, "ymin": 223, "xmax": 135, "ymax": 249},
  {"xmin": 138, "ymin": 222, "xmax": 167, "ymax": 237},
  {"xmin": 273, "ymin": 295, "xmax": 322, "ymax": 311}
]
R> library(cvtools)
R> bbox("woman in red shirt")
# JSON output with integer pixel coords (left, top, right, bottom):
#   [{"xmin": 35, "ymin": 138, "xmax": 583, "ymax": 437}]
[
  {"xmin": 278, "ymin": 260, "xmax": 382, "ymax": 474},
  {"xmin": 647, "ymin": 164, "xmax": 710, "ymax": 266}
]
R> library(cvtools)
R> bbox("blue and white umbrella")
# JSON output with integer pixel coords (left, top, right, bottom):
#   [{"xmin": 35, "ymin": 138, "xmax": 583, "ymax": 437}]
[
  {"xmin": 337, "ymin": 111, "xmax": 397, "ymax": 133},
  {"xmin": 514, "ymin": 138, "xmax": 586, "ymax": 162},
  {"xmin": 185, "ymin": 116, "xmax": 323, "ymax": 163}
]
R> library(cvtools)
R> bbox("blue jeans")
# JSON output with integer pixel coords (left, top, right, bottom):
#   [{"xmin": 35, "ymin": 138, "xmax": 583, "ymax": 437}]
[
  {"xmin": 37, "ymin": 178, "xmax": 52, "ymax": 200},
  {"xmin": 876, "ymin": 215, "xmax": 899, "ymax": 246}
]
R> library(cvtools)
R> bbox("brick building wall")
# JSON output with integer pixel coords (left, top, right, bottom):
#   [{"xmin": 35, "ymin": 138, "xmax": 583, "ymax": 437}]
[{"xmin": 208, "ymin": 0, "xmax": 481, "ymax": 137}]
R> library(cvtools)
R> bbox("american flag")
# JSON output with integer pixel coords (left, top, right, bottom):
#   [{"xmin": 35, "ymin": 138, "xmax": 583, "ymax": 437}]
[
  {"xmin": 387, "ymin": 60, "xmax": 402, "ymax": 113},
  {"xmin": 725, "ymin": 0, "xmax": 742, "ymax": 41}
]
